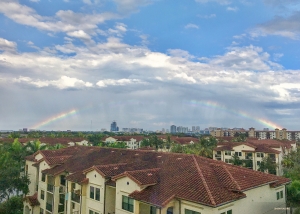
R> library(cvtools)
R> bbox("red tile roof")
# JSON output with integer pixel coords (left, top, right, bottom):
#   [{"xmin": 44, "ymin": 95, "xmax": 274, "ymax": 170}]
[
  {"xmin": 113, "ymin": 168, "xmax": 160, "ymax": 186},
  {"xmin": 35, "ymin": 147, "xmax": 290, "ymax": 208},
  {"xmin": 26, "ymin": 192, "xmax": 40, "ymax": 206}
]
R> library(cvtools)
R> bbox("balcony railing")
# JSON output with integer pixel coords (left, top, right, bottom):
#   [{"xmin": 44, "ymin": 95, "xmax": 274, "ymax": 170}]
[
  {"xmin": 46, "ymin": 202, "xmax": 52, "ymax": 212},
  {"xmin": 71, "ymin": 192, "xmax": 80, "ymax": 203},
  {"xmin": 47, "ymin": 184, "xmax": 54, "ymax": 193}
]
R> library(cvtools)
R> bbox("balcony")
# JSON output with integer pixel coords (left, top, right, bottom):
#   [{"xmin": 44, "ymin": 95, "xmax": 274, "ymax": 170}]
[
  {"xmin": 47, "ymin": 184, "xmax": 54, "ymax": 193},
  {"xmin": 71, "ymin": 192, "xmax": 80, "ymax": 203},
  {"xmin": 46, "ymin": 202, "xmax": 52, "ymax": 212}
]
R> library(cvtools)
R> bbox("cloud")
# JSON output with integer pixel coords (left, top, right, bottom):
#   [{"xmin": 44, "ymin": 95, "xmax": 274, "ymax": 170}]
[
  {"xmin": 0, "ymin": 38, "xmax": 17, "ymax": 53},
  {"xmin": 195, "ymin": 0, "xmax": 231, "ymax": 5},
  {"xmin": 184, "ymin": 23, "xmax": 199, "ymax": 29},
  {"xmin": 112, "ymin": 0, "xmax": 153, "ymax": 13},
  {"xmin": 198, "ymin": 14, "xmax": 216, "ymax": 19},
  {"xmin": 227, "ymin": 6, "xmax": 239, "ymax": 11},
  {"xmin": 13, "ymin": 76, "xmax": 93, "ymax": 89},
  {"xmin": 67, "ymin": 30, "xmax": 91, "ymax": 40},
  {"xmin": 252, "ymin": 11, "xmax": 300, "ymax": 39},
  {"xmin": 0, "ymin": 2, "xmax": 118, "ymax": 39},
  {"xmin": 96, "ymin": 78, "xmax": 144, "ymax": 87},
  {"xmin": 263, "ymin": 0, "xmax": 300, "ymax": 8}
]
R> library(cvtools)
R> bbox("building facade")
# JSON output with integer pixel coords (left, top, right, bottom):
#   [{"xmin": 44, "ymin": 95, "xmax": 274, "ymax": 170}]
[
  {"xmin": 24, "ymin": 147, "xmax": 290, "ymax": 214},
  {"xmin": 213, "ymin": 139, "xmax": 296, "ymax": 176}
]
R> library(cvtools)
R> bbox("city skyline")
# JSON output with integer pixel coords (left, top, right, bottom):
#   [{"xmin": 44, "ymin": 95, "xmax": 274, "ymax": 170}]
[{"xmin": 1, "ymin": 0, "xmax": 300, "ymax": 130}]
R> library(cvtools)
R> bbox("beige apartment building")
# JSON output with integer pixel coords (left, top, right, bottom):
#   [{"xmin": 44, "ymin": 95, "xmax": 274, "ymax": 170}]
[
  {"xmin": 213, "ymin": 139, "xmax": 296, "ymax": 176},
  {"xmin": 211, "ymin": 127, "xmax": 300, "ymax": 141},
  {"xmin": 24, "ymin": 147, "xmax": 290, "ymax": 214}
]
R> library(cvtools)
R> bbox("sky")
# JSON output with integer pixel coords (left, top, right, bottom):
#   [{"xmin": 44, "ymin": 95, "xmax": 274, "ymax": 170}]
[{"xmin": 0, "ymin": 0, "xmax": 300, "ymax": 131}]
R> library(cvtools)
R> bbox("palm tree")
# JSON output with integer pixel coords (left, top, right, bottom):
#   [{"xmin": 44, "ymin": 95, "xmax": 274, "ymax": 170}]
[{"xmin": 25, "ymin": 140, "xmax": 47, "ymax": 154}]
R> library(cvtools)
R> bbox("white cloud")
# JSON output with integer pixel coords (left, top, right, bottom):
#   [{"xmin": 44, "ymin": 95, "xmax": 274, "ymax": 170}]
[
  {"xmin": 184, "ymin": 23, "xmax": 199, "ymax": 29},
  {"xmin": 0, "ymin": 38, "xmax": 17, "ymax": 52},
  {"xmin": 227, "ymin": 6, "xmax": 239, "ymax": 11},
  {"xmin": 13, "ymin": 76, "xmax": 93, "ymax": 89},
  {"xmin": 252, "ymin": 11, "xmax": 300, "ymax": 39},
  {"xmin": 198, "ymin": 14, "xmax": 216, "ymax": 19},
  {"xmin": 112, "ymin": 0, "xmax": 153, "ymax": 12},
  {"xmin": 0, "ymin": 2, "xmax": 118, "ymax": 39},
  {"xmin": 96, "ymin": 78, "xmax": 143, "ymax": 87},
  {"xmin": 195, "ymin": 0, "xmax": 231, "ymax": 5},
  {"xmin": 67, "ymin": 30, "xmax": 91, "ymax": 40}
]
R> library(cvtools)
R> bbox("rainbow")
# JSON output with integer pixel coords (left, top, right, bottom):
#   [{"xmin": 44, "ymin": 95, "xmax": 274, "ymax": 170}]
[
  {"xmin": 31, "ymin": 109, "xmax": 77, "ymax": 129},
  {"xmin": 187, "ymin": 100, "xmax": 282, "ymax": 129}
]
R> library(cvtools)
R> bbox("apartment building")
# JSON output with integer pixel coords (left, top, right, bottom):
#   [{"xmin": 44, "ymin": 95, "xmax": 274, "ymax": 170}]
[
  {"xmin": 24, "ymin": 146, "xmax": 290, "ymax": 214},
  {"xmin": 212, "ymin": 127, "xmax": 300, "ymax": 141},
  {"xmin": 103, "ymin": 136, "xmax": 144, "ymax": 149},
  {"xmin": 213, "ymin": 139, "xmax": 296, "ymax": 176}
]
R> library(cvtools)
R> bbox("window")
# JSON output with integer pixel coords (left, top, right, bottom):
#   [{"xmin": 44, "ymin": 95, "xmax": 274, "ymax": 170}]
[
  {"xmin": 150, "ymin": 206, "xmax": 157, "ymax": 214},
  {"xmin": 185, "ymin": 208, "xmax": 200, "ymax": 214},
  {"xmin": 89, "ymin": 210, "xmax": 99, "ymax": 214},
  {"xmin": 41, "ymin": 190, "xmax": 45, "ymax": 200},
  {"xmin": 277, "ymin": 190, "xmax": 283, "ymax": 200},
  {"xmin": 256, "ymin": 153, "xmax": 264, "ymax": 158},
  {"xmin": 220, "ymin": 210, "xmax": 232, "ymax": 214},
  {"xmin": 90, "ymin": 186, "xmax": 100, "ymax": 201},
  {"xmin": 225, "ymin": 151, "xmax": 231, "ymax": 156},
  {"xmin": 41, "ymin": 173, "xmax": 46, "ymax": 182},
  {"xmin": 150, "ymin": 206, "xmax": 156, "ymax": 214},
  {"xmin": 225, "ymin": 159, "xmax": 231, "ymax": 163},
  {"xmin": 60, "ymin": 175, "xmax": 66, "ymax": 186},
  {"xmin": 40, "ymin": 208, "xmax": 44, "ymax": 214},
  {"xmin": 122, "ymin": 195, "xmax": 134, "ymax": 212},
  {"xmin": 72, "ymin": 202, "xmax": 75, "ymax": 209},
  {"xmin": 235, "ymin": 152, "xmax": 242, "ymax": 156},
  {"xmin": 257, "ymin": 161, "xmax": 261, "ymax": 166}
]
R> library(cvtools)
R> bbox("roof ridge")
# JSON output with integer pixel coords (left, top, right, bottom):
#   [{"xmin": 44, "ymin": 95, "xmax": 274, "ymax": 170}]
[
  {"xmin": 192, "ymin": 155, "xmax": 216, "ymax": 206},
  {"xmin": 221, "ymin": 164, "xmax": 242, "ymax": 191}
]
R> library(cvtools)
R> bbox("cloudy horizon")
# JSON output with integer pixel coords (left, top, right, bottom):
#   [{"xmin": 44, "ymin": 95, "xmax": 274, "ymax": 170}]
[{"xmin": 1, "ymin": 0, "xmax": 300, "ymax": 131}]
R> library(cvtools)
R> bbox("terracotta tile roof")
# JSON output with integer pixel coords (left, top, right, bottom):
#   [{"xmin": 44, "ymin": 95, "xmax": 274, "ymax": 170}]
[
  {"xmin": 66, "ymin": 171, "xmax": 86, "ymax": 184},
  {"xmin": 26, "ymin": 192, "xmax": 40, "ymax": 206},
  {"xmin": 113, "ymin": 168, "xmax": 160, "ymax": 186},
  {"xmin": 46, "ymin": 155, "xmax": 72, "ymax": 166},
  {"xmin": 84, "ymin": 163, "xmax": 128, "ymax": 177},
  {"xmin": 37, "ymin": 147, "xmax": 290, "ymax": 208},
  {"xmin": 214, "ymin": 141, "xmax": 287, "ymax": 154}
]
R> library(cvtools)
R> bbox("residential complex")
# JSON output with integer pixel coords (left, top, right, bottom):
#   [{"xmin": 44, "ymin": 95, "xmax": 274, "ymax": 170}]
[
  {"xmin": 213, "ymin": 139, "xmax": 297, "ymax": 176},
  {"xmin": 211, "ymin": 128, "xmax": 300, "ymax": 141},
  {"xmin": 24, "ymin": 146, "xmax": 290, "ymax": 214}
]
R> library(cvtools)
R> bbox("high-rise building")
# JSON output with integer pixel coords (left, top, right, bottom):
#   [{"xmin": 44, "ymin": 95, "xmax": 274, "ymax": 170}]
[
  {"xmin": 110, "ymin": 121, "xmax": 119, "ymax": 132},
  {"xmin": 170, "ymin": 125, "xmax": 176, "ymax": 133}
]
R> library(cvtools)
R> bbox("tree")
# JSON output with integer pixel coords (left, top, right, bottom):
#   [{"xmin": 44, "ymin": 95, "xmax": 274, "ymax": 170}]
[
  {"xmin": 258, "ymin": 157, "xmax": 277, "ymax": 175},
  {"xmin": 24, "ymin": 140, "xmax": 47, "ymax": 155},
  {"xmin": 8, "ymin": 132, "xmax": 20, "ymax": 139},
  {"xmin": 48, "ymin": 143, "xmax": 65, "ymax": 150},
  {"xmin": 0, "ymin": 142, "xmax": 30, "ymax": 201},
  {"xmin": 0, "ymin": 196, "xmax": 23, "ymax": 214},
  {"xmin": 87, "ymin": 133, "xmax": 104, "ymax": 146},
  {"xmin": 230, "ymin": 154, "xmax": 243, "ymax": 166}
]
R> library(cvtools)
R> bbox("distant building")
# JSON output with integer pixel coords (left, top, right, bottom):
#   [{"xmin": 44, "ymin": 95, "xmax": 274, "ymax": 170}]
[
  {"xmin": 170, "ymin": 125, "xmax": 176, "ymax": 133},
  {"xmin": 110, "ymin": 121, "xmax": 119, "ymax": 132}
]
